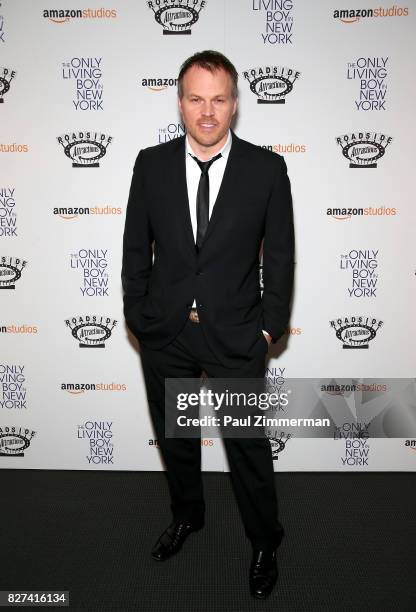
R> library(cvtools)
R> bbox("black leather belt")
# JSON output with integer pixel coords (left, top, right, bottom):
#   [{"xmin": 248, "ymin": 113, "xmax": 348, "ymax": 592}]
[{"xmin": 188, "ymin": 308, "xmax": 200, "ymax": 323}]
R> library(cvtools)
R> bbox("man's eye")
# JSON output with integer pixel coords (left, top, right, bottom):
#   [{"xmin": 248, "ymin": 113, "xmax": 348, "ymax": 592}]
[
  {"xmin": 215, "ymin": 99, "xmax": 225, "ymax": 103},
  {"xmin": 191, "ymin": 97, "xmax": 200, "ymax": 102}
]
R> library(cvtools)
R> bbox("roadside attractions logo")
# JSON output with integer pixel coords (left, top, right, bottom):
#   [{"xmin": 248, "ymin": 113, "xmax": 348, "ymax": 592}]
[
  {"xmin": 252, "ymin": 0, "xmax": 294, "ymax": 45},
  {"xmin": 340, "ymin": 249, "xmax": 379, "ymax": 298},
  {"xmin": 243, "ymin": 66, "xmax": 300, "ymax": 104},
  {"xmin": 347, "ymin": 57, "xmax": 388, "ymax": 111},
  {"xmin": 334, "ymin": 6, "xmax": 409, "ymax": 23},
  {"xmin": 265, "ymin": 429, "xmax": 291, "ymax": 460},
  {"xmin": 57, "ymin": 131, "xmax": 112, "ymax": 167},
  {"xmin": 326, "ymin": 205, "xmax": 396, "ymax": 220},
  {"xmin": 0, "ymin": 187, "xmax": 17, "ymax": 237},
  {"xmin": 53, "ymin": 205, "xmax": 121, "ymax": 219},
  {"xmin": 0, "ymin": 67, "xmax": 15, "ymax": 102},
  {"xmin": 0, "ymin": 256, "xmax": 27, "ymax": 289},
  {"xmin": 65, "ymin": 315, "xmax": 117, "ymax": 348},
  {"xmin": 336, "ymin": 132, "xmax": 392, "ymax": 168},
  {"xmin": 141, "ymin": 76, "xmax": 178, "ymax": 91},
  {"xmin": 43, "ymin": 8, "xmax": 117, "ymax": 23},
  {"xmin": 147, "ymin": 0, "xmax": 206, "ymax": 35},
  {"xmin": 330, "ymin": 316, "xmax": 383, "ymax": 349},
  {"xmin": 0, "ymin": 425, "xmax": 36, "ymax": 456},
  {"xmin": 62, "ymin": 57, "xmax": 103, "ymax": 111}
]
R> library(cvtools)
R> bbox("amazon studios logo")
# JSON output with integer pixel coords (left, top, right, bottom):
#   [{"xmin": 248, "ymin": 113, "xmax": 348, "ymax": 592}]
[
  {"xmin": 57, "ymin": 131, "xmax": 112, "ymax": 167},
  {"xmin": 0, "ymin": 256, "xmax": 27, "ymax": 289},
  {"xmin": 252, "ymin": 0, "xmax": 294, "ymax": 45},
  {"xmin": 330, "ymin": 316, "xmax": 383, "ymax": 349},
  {"xmin": 65, "ymin": 315, "xmax": 117, "ymax": 348},
  {"xmin": 147, "ymin": 0, "xmax": 206, "ymax": 35},
  {"xmin": 0, "ymin": 426, "xmax": 36, "ymax": 456},
  {"xmin": 0, "ymin": 188, "xmax": 17, "ymax": 237},
  {"xmin": 243, "ymin": 66, "xmax": 300, "ymax": 104},
  {"xmin": 0, "ymin": 67, "xmax": 15, "ymax": 102},
  {"xmin": 336, "ymin": 132, "xmax": 392, "ymax": 168}
]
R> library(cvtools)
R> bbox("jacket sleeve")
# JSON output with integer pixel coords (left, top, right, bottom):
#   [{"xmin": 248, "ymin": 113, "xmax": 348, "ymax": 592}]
[
  {"xmin": 121, "ymin": 150, "xmax": 154, "ymax": 333},
  {"xmin": 262, "ymin": 155, "xmax": 295, "ymax": 343}
]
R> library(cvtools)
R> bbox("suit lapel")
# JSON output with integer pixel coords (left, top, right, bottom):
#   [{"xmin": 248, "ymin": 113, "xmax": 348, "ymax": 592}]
[{"xmin": 201, "ymin": 131, "xmax": 244, "ymax": 248}]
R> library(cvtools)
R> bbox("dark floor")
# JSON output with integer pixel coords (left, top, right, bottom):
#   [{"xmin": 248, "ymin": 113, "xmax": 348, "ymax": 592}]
[{"xmin": 1, "ymin": 470, "xmax": 415, "ymax": 611}]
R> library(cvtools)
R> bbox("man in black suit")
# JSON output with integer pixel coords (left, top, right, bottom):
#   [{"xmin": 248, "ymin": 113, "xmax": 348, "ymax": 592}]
[{"xmin": 122, "ymin": 50, "xmax": 294, "ymax": 599}]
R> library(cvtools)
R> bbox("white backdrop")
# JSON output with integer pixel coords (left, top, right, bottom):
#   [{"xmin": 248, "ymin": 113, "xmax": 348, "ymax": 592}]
[{"xmin": 1, "ymin": 0, "xmax": 415, "ymax": 471}]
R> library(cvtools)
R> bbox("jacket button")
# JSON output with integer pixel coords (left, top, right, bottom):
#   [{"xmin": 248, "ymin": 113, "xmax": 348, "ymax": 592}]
[{"xmin": 196, "ymin": 270, "xmax": 203, "ymax": 275}]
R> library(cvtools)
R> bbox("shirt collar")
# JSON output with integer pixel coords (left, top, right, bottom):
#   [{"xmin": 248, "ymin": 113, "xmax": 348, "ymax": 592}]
[{"xmin": 185, "ymin": 130, "xmax": 232, "ymax": 162}]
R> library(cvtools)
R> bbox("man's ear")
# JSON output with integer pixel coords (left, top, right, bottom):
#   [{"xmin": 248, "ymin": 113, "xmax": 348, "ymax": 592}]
[
  {"xmin": 232, "ymin": 97, "xmax": 238, "ymax": 116},
  {"xmin": 178, "ymin": 96, "xmax": 183, "ymax": 114}
]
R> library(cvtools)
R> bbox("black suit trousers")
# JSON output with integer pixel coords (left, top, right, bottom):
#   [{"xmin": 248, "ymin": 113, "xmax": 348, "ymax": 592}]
[{"xmin": 139, "ymin": 315, "xmax": 284, "ymax": 550}]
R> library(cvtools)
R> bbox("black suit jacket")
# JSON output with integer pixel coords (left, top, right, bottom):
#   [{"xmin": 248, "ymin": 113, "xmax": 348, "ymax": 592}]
[{"xmin": 121, "ymin": 131, "xmax": 294, "ymax": 367}]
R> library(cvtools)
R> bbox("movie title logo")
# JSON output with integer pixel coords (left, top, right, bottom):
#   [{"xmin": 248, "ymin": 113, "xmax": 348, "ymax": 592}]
[
  {"xmin": 265, "ymin": 429, "xmax": 291, "ymax": 459},
  {"xmin": 0, "ymin": 67, "xmax": 15, "ymax": 102},
  {"xmin": 334, "ymin": 422, "xmax": 370, "ymax": 466},
  {"xmin": 62, "ymin": 57, "xmax": 103, "ymax": 110},
  {"xmin": 77, "ymin": 420, "xmax": 114, "ymax": 464},
  {"xmin": 158, "ymin": 122, "xmax": 185, "ymax": 143},
  {"xmin": 243, "ymin": 66, "xmax": 300, "ymax": 104},
  {"xmin": 53, "ymin": 205, "xmax": 122, "ymax": 219},
  {"xmin": 252, "ymin": 0, "xmax": 294, "ymax": 44},
  {"xmin": 347, "ymin": 57, "xmax": 388, "ymax": 111},
  {"xmin": 70, "ymin": 248, "xmax": 109, "ymax": 297},
  {"xmin": 0, "ymin": 256, "xmax": 27, "ymax": 289},
  {"xmin": 336, "ymin": 132, "xmax": 392, "ymax": 168},
  {"xmin": 334, "ymin": 6, "xmax": 409, "ymax": 23},
  {"xmin": 57, "ymin": 131, "xmax": 112, "ymax": 167},
  {"xmin": 61, "ymin": 382, "xmax": 127, "ymax": 394},
  {"xmin": 265, "ymin": 367, "xmax": 287, "ymax": 410},
  {"xmin": 1, "ymin": 365, "xmax": 26, "ymax": 410},
  {"xmin": 0, "ymin": 11, "xmax": 5, "ymax": 43},
  {"xmin": 147, "ymin": 0, "xmax": 206, "ymax": 35},
  {"xmin": 340, "ymin": 250, "xmax": 379, "ymax": 297},
  {"xmin": 327, "ymin": 205, "xmax": 397, "ymax": 220},
  {"xmin": 330, "ymin": 316, "xmax": 383, "ymax": 349},
  {"xmin": 43, "ymin": 8, "xmax": 117, "ymax": 23},
  {"xmin": 141, "ymin": 77, "xmax": 178, "ymax": 91},
  {"xmin": 0, "ymin": 187, "xmax": 17, "ymax": 236},
  {"xmin": 65, "ymin": 315, "xmax": 117, "ymax": 348},
  {"xmin": 0, "ymin": 425, "xmax": 35, "ymax": 456}
]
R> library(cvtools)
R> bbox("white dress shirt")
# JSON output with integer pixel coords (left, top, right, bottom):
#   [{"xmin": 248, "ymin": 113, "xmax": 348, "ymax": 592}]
[{"xmin": 184, "ymin": 131, "xmax": 271, "ymax": 340}]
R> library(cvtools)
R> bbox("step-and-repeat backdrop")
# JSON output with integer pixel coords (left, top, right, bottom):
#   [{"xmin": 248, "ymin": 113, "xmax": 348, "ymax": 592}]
[{"xmin": 1, "ymin": 0, "xmax": 415, "ymax": 471}]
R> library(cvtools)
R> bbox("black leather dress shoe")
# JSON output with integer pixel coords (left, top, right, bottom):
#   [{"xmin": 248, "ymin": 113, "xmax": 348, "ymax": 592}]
[
  {"xmin": 249, "ymin": 549, "xmax": 278, "ymax": 599},
  {"xmin": 151, "ymin": 521, "xmax": 203, "ymax": 561}
]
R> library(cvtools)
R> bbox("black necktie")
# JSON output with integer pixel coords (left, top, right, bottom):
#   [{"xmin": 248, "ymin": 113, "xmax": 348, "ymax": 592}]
[{"xmin": 191, "ymin": 152, "xmax": 222, "ymax": 250}]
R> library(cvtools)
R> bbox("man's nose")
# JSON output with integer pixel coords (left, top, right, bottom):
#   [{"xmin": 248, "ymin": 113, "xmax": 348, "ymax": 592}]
[{"xmin": 201, "ymin": 101, "xmax": 214, "ymax": 116}]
